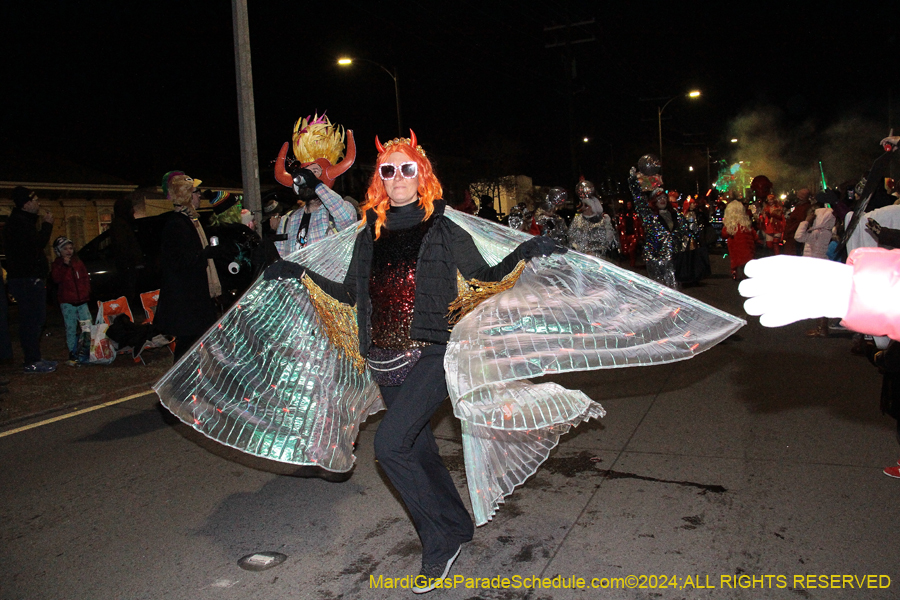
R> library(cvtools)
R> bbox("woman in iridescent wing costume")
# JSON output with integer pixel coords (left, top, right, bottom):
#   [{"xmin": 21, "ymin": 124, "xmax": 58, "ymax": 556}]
[{"xmin": 264, "ymin": 132, "xmax": 565, "ymax": 593}]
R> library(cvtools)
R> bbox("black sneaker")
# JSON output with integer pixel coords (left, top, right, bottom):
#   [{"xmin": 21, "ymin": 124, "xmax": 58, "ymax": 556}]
[
  {"xmin": 23, "ymin": 361, "xmax": 56, "ymax": 374},
  {"xmin": 412, "ymin": 545, "xmax": 461, "ymax": 594}
]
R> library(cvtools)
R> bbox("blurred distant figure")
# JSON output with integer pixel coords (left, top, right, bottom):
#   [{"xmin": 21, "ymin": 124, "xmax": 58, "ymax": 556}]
[
  {"xmin": 534, "ymin": 187, "xmax": 569, "ymax": 246},
  {"xmin": 760, "ymin": 194, "xmax": 785, "ymax": 255},
  {"xmin": 455, "ymin": 190, "xmax": 478, "ymax": 215},
  {"xmin": 0, "ymin": 268, "xmax": 13, "ymax": 368},
  {"xmin": 617, "ymin": 199, "xmax": 643, "ymax": 267},
  {"xmin": 794, "ymin": 206, "xmax": 836, "ymax": 337},
  {"xmin": 109, "ymin": 197, "xmax": 144, "ymax": 310},
  {"xmin": 721, "ymin": 200, "xmax": 756, "ymax": 280},
  {"xmin": 5, "ymin": 186, "xmax": 57, "ymax": 373},
  {"xmin": 783, "ymin": 188, "xmax": 812, "ymax": 255},
  {"xmin": 477, "ymin": 194, "xmax": 500, "ymax": 222}
]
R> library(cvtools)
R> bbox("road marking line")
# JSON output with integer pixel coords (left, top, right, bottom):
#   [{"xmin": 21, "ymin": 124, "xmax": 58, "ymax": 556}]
[{"xmin": 0, "ymin": 390, "xmax": 157, "ymax": 438}]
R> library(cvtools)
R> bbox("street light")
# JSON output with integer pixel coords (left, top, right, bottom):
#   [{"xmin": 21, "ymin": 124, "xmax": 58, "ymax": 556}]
[
  {"xmin": 657, "ymin": 90, "xmax": 701, "ymax": 159},
  {"xmin": 337, "ymin": 57, "xmax": 402, "ymax": 137}
]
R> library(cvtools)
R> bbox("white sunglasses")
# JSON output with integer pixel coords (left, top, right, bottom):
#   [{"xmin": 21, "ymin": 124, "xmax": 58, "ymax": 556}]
[{"xmin": 379, "ymin": 162, "xmax": 418, "ymax": 180}]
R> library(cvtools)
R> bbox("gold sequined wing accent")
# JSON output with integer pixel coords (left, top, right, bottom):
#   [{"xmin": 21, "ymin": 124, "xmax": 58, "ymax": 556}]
[
  {"xmin": 300, "ymin": 273, "xmax": 366, "ymax": 372},
  {"xmin": 448, "ymin": 260, "xmax": 527, "ymax": 325}
]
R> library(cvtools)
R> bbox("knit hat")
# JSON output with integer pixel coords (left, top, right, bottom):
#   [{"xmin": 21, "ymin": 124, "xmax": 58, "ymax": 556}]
[
  {"xmin": 12, "ymin": 186, "xmax": 36, "ymax": 209},
  {"xmin": 53, "ymin": 236, "xmax": 74, "ymax": 256}
]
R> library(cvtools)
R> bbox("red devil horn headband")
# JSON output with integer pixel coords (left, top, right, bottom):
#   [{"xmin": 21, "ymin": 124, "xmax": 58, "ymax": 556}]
[{"xmin": 374, "ymin": 129, "xmax": 426, "ymax": 157}]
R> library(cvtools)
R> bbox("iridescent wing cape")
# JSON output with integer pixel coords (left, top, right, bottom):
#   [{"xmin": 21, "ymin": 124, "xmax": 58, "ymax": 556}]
[{"xmin": 154, "ymin": 208, "xmax": 744, "ymax": 525}]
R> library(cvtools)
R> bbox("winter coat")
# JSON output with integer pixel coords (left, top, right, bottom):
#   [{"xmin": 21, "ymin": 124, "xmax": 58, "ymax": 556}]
[
  {"xmin": 50, "ymin": 256, "xmax": 91, "ymax": 305},
  {"xmin": 308, "ymin": 200, "xmax": 525, "ymax": 357},
  {"xmin": 794, "ymin": 208, "xmax": 836, "ymax": 259},
  {"xmin": 154, "ymin": 211, "xmax": 217, "ymax": 337},
  {"xmin": 4, "ymin": 208, "xmax": 52, "ymax": 279}
]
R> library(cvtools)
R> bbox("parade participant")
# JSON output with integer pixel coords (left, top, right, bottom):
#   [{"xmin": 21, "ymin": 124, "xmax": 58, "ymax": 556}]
[
  {"xmin": 676, "ymin": 194, "xmax": 711, "ymax": 284},
  {"xmin": 760, "ymin": 194, "xmax": 786, "ymax": 255},
  {"xmin": 721, "ymin": 200, "xmax": 756, "ymax": 280},
  {"xmin": 265, "ymin": 131, "xmax": 567, "ymax": 592},
  {"xmin": 154, "ymin": 137, "xmax": 743, "ymax": 595},
  {"xmin": 4, "ymin": 186, "xmax": 56, "ymax": 373},
  {"xmin": 617, "ymin": 199, "xmax": 643, "ymax": 267},
  {"xmin": 154, "ymin": 171, "xmax": 223, "ymax": 360},
  {"xmin": 628, "ymin": 155, "xmax": 686, "ymax": 288},
  {"xmin": 272, "ymin": 113, "xmax": 358, "ymax": 257},
  {"xmin": 534, "ymin": 187, "xmax": 569, "ymax": 246},
  {"xmin": 505, "ymin": 202, "xmax": 526, "ymax": 231},
  {"xmin": 568, "ymin": 179, "xmax": 618, "ymax": 258}
]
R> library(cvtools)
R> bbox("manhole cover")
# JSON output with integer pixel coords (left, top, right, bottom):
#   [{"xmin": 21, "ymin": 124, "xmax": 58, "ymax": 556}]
[{"xmin": 237, "ymin": 552, "xmax": 288, "ymax": 571}]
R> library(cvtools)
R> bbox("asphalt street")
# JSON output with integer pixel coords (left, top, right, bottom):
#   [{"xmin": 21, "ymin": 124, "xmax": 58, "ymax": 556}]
[{"xmin": 1, "ymin": 253, "xmax": 898, "ymax": 600}]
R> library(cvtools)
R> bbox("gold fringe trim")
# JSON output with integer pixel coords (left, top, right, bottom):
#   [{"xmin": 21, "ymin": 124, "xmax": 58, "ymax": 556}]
[
  {"xmin": 300, "ymin": 273, "xmax": 366, "ymax": 373},
  {"xmin": 447, "ymin": 260, "xmax": 527, "ymax": 325}
]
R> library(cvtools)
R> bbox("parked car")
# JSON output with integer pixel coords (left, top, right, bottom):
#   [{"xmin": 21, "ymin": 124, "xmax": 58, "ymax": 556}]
[{"xmin": 78, "ymin": 212, "xmax": 261, "ymax": 310}]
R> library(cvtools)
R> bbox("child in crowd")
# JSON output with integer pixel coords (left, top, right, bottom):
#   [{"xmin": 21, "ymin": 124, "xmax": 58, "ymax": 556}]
[{"xmin": 50, "ymin": 236, "xmax": 91, "ymax": 365}]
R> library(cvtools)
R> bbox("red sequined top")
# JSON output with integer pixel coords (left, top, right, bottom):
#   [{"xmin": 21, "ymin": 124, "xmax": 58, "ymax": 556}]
[{"xmin": 369, "ymin": 218, "xmax": 435, "ymax": 349}]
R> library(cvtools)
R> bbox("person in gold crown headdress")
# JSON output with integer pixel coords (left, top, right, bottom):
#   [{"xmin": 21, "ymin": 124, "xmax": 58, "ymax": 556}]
[{"xmin": 271, "ymin": 113, "xmax": 358, "ymax": 256}]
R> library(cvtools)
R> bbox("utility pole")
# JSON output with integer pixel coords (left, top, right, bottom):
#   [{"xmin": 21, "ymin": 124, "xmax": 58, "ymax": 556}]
[
  {"xmin": 544, "ymin": 19, "xmax": 595, "ymax": 184},
  {"xmin": 232, "ymin": 0, "xmax": 261, "ymax": 234}
]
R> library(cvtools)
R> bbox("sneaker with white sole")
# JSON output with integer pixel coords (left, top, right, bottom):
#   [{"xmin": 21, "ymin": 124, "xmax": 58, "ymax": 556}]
[
  {"xmin": 883, "ymin": 466, "xmax": 900, "ymax": 478},
  {"xmin": 412, "ymin": 545, "xmax": 461, "ymax": 594},
  {"xmin": 24, "ymin": 361, "xmax": 56, "ymax": 374}
]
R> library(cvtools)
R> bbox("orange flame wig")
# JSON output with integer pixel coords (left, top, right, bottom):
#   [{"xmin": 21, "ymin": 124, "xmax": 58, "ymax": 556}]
[{"xmin": 361, "ymin": 130, "xmax": 443, "ymax": 239}]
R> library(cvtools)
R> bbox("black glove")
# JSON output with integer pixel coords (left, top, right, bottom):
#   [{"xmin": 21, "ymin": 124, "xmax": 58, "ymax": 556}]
[
  {"xmin": 867, "ymin": 218, "xmax": 882, "ymax": 239},
  {"xmin": 201, "ymin": 244, "xmax": 226, "ymax": 260},
  {"xmin": 292, "ymin": 167, "xmax": 321, "ymax": 189},
  {"xmin": 263, "ymin": 259, "xmax": 305, "ymax": 281},
  {"xmin": 517, "ymin": 235, "xmax": 568, "ymax": 259}
]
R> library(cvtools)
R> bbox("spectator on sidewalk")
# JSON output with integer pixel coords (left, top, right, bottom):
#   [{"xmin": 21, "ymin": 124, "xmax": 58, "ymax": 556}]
[
  {"xmin": 50, "ymin": 237, "xmax": 92, "ymax": 366},
  {"xmin": 109, "ymin": 197, "xmax": 144, "ymax": 312},
  {"xmin": 4, "ymin": 186, "xmax": 56, "ymax": 373}
]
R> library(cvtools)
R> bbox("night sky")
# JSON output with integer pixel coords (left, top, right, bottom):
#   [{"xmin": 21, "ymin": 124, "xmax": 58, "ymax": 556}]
[{"xmin": 2, "ymin": 1, "xmax": 895, "ymax": 198}]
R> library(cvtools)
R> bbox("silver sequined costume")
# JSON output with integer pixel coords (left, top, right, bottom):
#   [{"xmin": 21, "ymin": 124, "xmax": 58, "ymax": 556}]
[{"xmin": 568, "ymin": 213, "xmax": 618, "ymax": 257}]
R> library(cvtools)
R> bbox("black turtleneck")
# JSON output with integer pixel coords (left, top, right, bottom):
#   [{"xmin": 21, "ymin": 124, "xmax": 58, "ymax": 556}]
[{"xmin": 385, "ymin": 201, "xmax": 426, "ymax": 230}]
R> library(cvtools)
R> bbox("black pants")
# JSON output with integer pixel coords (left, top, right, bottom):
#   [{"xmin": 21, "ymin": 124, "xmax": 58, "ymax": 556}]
[
  {"xmin": 8, "ymin": 278, "xmax": 46, "ymax": 364},
  {"xmin": 374, "ymin": 345, "xmax": 474, "ymax": 564}
]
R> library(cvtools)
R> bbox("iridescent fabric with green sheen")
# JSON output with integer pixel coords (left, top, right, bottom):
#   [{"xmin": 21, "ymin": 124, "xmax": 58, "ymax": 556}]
[
  {"xmin": 154, "ymin": 223, "xmax": 381, "ymax": 472},
  {"xmin": 155, "ymin": 209, "xmax": 744, "ymax": 525}
]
